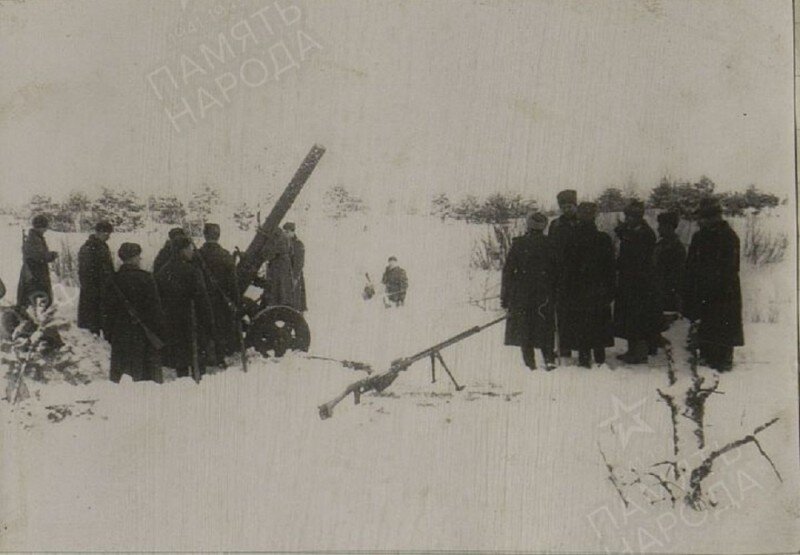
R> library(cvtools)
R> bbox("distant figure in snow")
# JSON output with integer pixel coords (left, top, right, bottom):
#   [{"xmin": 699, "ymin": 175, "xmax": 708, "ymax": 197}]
[
  {"xmin": 156, "ymin": 237, "xmax": 215, "ymax": 378},
  {"xmin": 283, "ymin": 222, "xmax": 307, "ymax": 312},
  {"xmin": 682, "ymin": 198, "xmax": 743, "ymax": 372},
  {"xmin": 501, "ymin": 212, "xmax": 558, "ymax": 370},
  {"xmin": 613, "ymin": 199, "xmax": 660, "ymax": 364},
  {"xmin": 197, "ymin": 223, "xmax": 238, "ymax": 364},
  {"xmin": 77, "ymin": 221, "xmax": 114, "ymax": 336},
  {"xmin": 103, "ymin": 243, "xmax": 166, "ymax": 383},
  {"xmin": 382, "ymin": 256, "xmax": 408, "ymax": 307},
  {"xmin": 153, "ymin": 227, "xmax": 187, "ymax": 275},
  {"xmin": 557, "ymin": 202, "xmax": 615, "ymax": 368},
  {"xmin": 17, "ymin": 215, "xmax": 58, "ymax": 309},
  {"xmin": 548, "ymin": 189, "xmax": 579, "ymax": 360}
]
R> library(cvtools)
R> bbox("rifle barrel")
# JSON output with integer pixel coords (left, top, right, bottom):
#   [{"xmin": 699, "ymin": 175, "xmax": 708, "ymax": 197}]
[{"xmin": 398, "ymin": 315, "xmax": 507, "ymax": 367}]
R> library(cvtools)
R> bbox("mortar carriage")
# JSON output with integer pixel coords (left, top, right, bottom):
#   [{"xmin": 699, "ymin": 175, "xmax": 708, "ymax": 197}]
[{"xmin": 234, "ymin": 144, "xmax": 325, "ymax": 359}]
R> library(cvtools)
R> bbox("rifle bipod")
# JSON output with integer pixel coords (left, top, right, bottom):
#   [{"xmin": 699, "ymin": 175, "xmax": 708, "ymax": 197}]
[{"xmin": 429, "ymin": 350, "xmax": 464, "ymax": 391}]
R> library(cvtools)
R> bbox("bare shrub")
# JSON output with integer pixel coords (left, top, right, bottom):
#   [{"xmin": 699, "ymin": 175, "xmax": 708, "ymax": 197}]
[
  {"xmin": 470, "ymin": 221, "xmax": 523, "ymax": 271},
  {"xmin": 742, "ymin": 215, "xmax": 787, "ymax": 266},
  {"xmin": 52, "ymin": 238, "xmax": 78, "ymax": 286}
]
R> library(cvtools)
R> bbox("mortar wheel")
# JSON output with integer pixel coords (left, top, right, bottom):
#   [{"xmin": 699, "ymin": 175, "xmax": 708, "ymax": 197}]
[{"xmin": 246, "ymin": 305, "xmax": 310, "ymax": 358}]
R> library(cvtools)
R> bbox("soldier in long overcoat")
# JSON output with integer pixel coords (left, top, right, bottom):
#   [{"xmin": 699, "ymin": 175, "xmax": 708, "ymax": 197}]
[
  {"xmin": 558, "ymin": 203, "xmax": 615, "ymax": 368},
  {"xmin": 653, "ymin": 211, "xmax": 686, "ymax": 314},
  {"xmin": 252, "ymin": 228, "xmax": 295, "ymax": 308},
  {"xmin": 153, "ymin": 227, "xmax": 187, "ymax": 275},
  {"xmin": 548, "ymin": 189, "xmax": 579, "ymax": 358},
  {"xmin": 283, "ymin": 222, "xmax": 307, "ymax": 312},
  {"xmin": 17, "ymin": 215, "xmax": 58, "ymax": 308},
  {"xmin": 103, "ymin": 243, "xmax": 166, "ymax": 383},
  {"xmin": 502, "ymin": 212, "xmax": 558, "ymax": 370},
  {"xmin": 197, "ymin": 223, "xmax": 238, "ymax": 362},
  {"xmin": 77, "ymin": 221, "xmax": 114, "ymax": 335},
  {"xmin": 613, "ymin": 199, "xmax": 660, "ymax": 363},
  {"xmin": 156, "ymin": 237, "xmax": 215, "ymax": 378},
  {"xmin": 683, "ymin": 198, "xmax": 743, "ymax": 372}
]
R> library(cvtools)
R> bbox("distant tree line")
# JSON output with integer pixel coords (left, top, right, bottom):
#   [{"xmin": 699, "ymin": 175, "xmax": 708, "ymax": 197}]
[
  {"xmin": 20, "ymin": 186, "xmax": 216, "ymax": 233},
  {"xmin": 432, "ymin": 177, "xmax": 783, "ymax": 224},
  {"xmin": 597, "ymin": 176, "xmax": 782, "ymax": 218},
  {"xmin": 16, "ymin": 184, "xmax": 371, "ymax": 233},
  {"xmin": 431, "ymin": 193, "xmax": 538, "ymax": 224}
]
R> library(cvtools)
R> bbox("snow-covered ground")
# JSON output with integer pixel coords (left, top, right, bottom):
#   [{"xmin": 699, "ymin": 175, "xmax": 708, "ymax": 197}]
[{"xmin": 0, "ymin": 212, "xmax": 798, "ymax": 552}]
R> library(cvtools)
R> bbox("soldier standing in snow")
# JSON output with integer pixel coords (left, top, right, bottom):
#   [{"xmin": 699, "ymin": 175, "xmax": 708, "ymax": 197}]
[
  {"xmin": 501, "ymin": 212, "xmax": 558, "ymax": 370},
  {"xmin": 156, "ymin": 236, "xmax": 215, "ymax": 378},
  {"xmin": 650, "ymin": 211, "xmax": 687, "ymax": 353},
  {"xmin": 252, "ymin": 227, "xmax": 295, "ymax": 308},
  {"xmin": 283, "ymin": 222, "xmax": 307, "ymax": 312},
  {"xmin": 682, "ymin": 198, "xmax": 743, "ymax": 372},
  {"xmin": 613, "ymin": 199, "xmax": 660, "ymax": 364},
  {"xmin": 153, "ymin": 227, "xmax": 187, "ymax": 275},
  {"xmin": 381, "ymin": 256, "xmax": 408, "ymax": 307},
  {"xmin": 558, "ymin": 202, "xmax": 615, "ymax": 368},
  {"xmin": 17, "ymin": 215, "xmax": 58, "ymax": 308},
  {"xmin": 653, "ymin": 211, "xmax": 686, "ymax": 314},
  {"xmin": 548, "ymin": 189, "xmax": 579, "ymax": 359},
  {"xmin": 103, "ymin": 243, "xmax": 166, "ymax": 383},
  {"xmin": 77, "ymin": 221, "xmax": 114, "ymax": 336},
  {"xmin": 197, "ymin": 223, "xmax": 238, "ymax": 364}
]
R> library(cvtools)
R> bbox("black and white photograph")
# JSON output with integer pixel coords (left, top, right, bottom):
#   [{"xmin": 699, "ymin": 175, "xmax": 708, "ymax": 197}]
[{"xmin": 0, "ymin": 0, "xmax": 798, "ymax": 552}]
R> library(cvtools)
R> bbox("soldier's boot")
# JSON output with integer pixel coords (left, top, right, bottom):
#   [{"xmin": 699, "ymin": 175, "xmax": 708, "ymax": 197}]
[
  {"xmin": 620, "ymin": 340, "xmax": 649, "ymax": 364},
  {"xmin": 707, "ymin": 344, "xmax": 734, "ymax": 372},
  {"xmin": 578, "ymin": 350, "xmax": 592, "ymax": 368},
  {"xmin": 521, "ymin": 345, "xmax": 537, "ymax": 370},
  {"xmin": 647, "ymin": 336, "xmax": 659, "ymax": 356},
  {"xmin": 541, "ymin": 349, "xmax": 557, "ymax": 371},
  {"xmin": 593, "ymin": 347, "xmax": 606, "ymax": 365}
]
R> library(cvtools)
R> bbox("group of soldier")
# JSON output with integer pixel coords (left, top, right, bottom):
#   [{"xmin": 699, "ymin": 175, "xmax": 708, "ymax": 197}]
[
  {"xmin": 501, "ymin": 189, "xmax": 743, "ymax": 373},
  {"xmin": 13, "ymin": 189, "xmax": 745, "ymax": 383},
  {"xmin": 15, "ymin": 216, "xmax": 307, "ymax": 384}
]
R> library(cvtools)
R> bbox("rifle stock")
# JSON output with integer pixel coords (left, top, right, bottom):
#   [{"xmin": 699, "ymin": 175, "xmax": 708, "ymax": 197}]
[
  {"xmin": 232, "ymin": 248, "xmax": 248, "ymax": 373},
  {"xmin": 109, "ymin": 276, "xmax": 165, "ymax": 350},
  {"xmin": 189, "ymin": 301, "xmax": 201, "ymax": 383}
]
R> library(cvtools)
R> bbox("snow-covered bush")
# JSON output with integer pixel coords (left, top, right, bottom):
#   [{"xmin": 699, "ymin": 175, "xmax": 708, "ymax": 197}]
[
  {"xmin": 324, "ymin": 185, "xmax": 367, "ymax": 219},
  {"xmin": 648, "ymin": 177, "xmax": 781, "ymax": 220},
  {"xmin": 1, "ymin": 302, "xmax": 79, "ymax": 404},
  {"xmin": 26, "ymin": 194, "xmax": 75, "ymax": 232},
  {"xmin": 430, "ymin": 193, "xmax": 452, "ymax": 220},
  {"xmin": 186, "ymin": 185, "xmax": 222, "ymax": 236},
  {"xmin": 233, "ymin": 202, "xmax": 256, "ymax": 231},
  {"xmin": 90, "ymin": 188, "xmax": 146, "ymax": 231},
  {"xmin": 595, "ymin": 187, "xmax": 638, "ymax": 213},
  {"xmin": 148, "ymin": 194, "xmax": 187, "ymax": 225},
  {"xmin": 447, "ymin": 193, "xmax": 538, "ymax": 224}
]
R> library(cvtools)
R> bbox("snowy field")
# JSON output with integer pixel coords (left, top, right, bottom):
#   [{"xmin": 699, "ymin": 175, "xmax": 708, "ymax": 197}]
[{"xmin": 0, "ymin": 211, "xmax": 798, "ymax": 553}]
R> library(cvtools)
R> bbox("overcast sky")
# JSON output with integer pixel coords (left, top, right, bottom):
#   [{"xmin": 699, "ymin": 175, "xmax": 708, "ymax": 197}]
[{"xmin": 0, "ymin": 0, "xmax": 794, "ymax": 209}]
